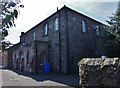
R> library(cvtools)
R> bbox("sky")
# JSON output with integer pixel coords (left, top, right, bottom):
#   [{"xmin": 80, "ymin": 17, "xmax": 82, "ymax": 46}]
[{"xmin": 5, "ymin": 0, "xmax": 119, "ymax": 44}]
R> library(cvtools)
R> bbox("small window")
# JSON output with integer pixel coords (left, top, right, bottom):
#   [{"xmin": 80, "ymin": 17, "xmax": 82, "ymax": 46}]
[
  {"xmin": 33, "ymin": 32, "xmax": 36, "ymax": 40},
  {"xmin": 43, "ymin": 23, "xmax": 48, "ymax": 36},
  {"xmin": 54, "ymin": 17, "xmax": 59, "ymax": 31},
  {"xmin": 95, "ymin": 26, "xmax": 100, "ymax": 35},
  {"xmin": 26, "ymin": 52, "xmax": 29, "ymax": 65},
  {"xmin": 25, "ymin": 37, "xmax": 27, "ymax": 43},
  {"xmin": 81, "ymin": 20, "xmax": 87, "ymax": 33}
]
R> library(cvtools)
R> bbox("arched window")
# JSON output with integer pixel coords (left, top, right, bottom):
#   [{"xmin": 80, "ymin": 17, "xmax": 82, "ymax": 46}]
[
  {"xmin": 33, "ymin": 32, "xmax": 36, "ymax": 40},
  {"xmin": 54, "ymin": 17, "xmax": 59, "ymax": 31},
  {"xmin": 43, "ymin": 23, "xmax": 48, "ymax": 36},
  {"xmin": 95, "ymin": 26, "xmax": 100, "ymax": 35},
  {"xmin": 81, "ymin": 20, "xmax": 87, "ymax": 33},
  {"xmin": 26, "ymin": 52, "xmax": 29, "ymax": 65},
  {"xmin": 13, "ymin": 54, "xmax": 16, "ymax": 65}
]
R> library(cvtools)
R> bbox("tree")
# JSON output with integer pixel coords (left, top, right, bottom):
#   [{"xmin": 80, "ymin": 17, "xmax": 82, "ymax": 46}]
[
  {"xmin": 1, "ymin": 0, "xmax": 24, "ymax": 37},
  {"xmin": 0, "ymin": 0, "xmax": 24, "ymax": 51},
  {"xmin": 103, "ymin": 1, "xmax": 120, "ymax": 57}
]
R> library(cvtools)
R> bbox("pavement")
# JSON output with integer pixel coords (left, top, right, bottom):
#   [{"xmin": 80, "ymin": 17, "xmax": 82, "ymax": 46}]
[{"xmin": 1, "ymin": 66, "xmax": 79, "ymax": 87}]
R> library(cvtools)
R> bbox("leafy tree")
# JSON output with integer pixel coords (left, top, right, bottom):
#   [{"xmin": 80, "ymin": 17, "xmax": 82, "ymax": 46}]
[
  {"xmin": 0, "ymin": 0, "xmax": 24, "ymax": 51},
  {"xmin": 1, "ymin": 0, "xmax": 24, "ymax": 37},
  {"xmin": 103, "ymin": 1, "xmax": 120, "ymax": 57},
  {"xmin": 0, "ymin": 40, "xmax": 12, "ymax": 51}
]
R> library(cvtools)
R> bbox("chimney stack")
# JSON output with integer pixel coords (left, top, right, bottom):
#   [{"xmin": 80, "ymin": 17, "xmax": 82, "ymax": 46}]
[
  {"xmin": 57, "ymin": 7, "xmax": 58, "ymax": 11},
  {"xmin": 21, "ymin": 32, "xmax": 24, "ymax": 35}
]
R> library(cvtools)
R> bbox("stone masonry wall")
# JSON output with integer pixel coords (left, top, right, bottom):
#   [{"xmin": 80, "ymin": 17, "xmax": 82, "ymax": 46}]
[
  {"xmin": 67, "ymin": 8, "xmax": 104, "ymax": 74},
  {"xmin": 78, "ymin": 58, "xmax": 120, "ymax": 87}
]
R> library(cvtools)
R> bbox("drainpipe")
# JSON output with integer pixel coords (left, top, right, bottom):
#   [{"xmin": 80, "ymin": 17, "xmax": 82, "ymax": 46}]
[
  {"xmin": 65, "ymin": 7, "xmax": 70, "ymax": 74},
  {"xmin": 93, "ymin": 28, "xmax": 97, "ymax": 57},
  {"xmin": 35, "ymin": 41, "xmax": 38, "ymax": 73},
  {"xmin": 58, "ymin": 8, "xmax": 61, "ymax": 73}
]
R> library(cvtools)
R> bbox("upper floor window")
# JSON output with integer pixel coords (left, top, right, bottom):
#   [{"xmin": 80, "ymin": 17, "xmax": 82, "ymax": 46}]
[
  {"xmin": 33, "ymin": 32, "xmax": 36, "ymax": 40},
  {"xmin": 81, "ymin": 20, "xmax": 87, "ymax": 33},
  {"xmin": 25, "ymin": 36, "xmax": 28, "ymax": 43},
  {"xmin": 54, "ymin": 17, "xmax": 59, "ymax": 31},
  {"xmin": 95, "ymin": 26, "xmax": 100, "ymax": 35},
  {"xmin": 43, "ymin": 23, "xmax": 48, "ymax": 36}
]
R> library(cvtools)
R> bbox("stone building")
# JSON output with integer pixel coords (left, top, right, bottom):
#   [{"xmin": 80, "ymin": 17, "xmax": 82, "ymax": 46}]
[
  {"xmin": 8, "ymin": 6, "xmax": 105, "ymax": 74},
  {"xmin": 1, "ymin": 50, "xmax": 8, "ymax": 67}
]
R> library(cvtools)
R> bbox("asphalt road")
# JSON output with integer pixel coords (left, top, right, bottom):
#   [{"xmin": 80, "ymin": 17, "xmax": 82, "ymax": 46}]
[{"xmin": 0, "ymin": 67, "xmax": 79, "ymax": 87}]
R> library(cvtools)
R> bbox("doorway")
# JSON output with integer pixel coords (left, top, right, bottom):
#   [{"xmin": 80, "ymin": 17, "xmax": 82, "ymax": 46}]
[{"xmin": 38, "ymin": 51, "xmax": 48, "ymax": 73}]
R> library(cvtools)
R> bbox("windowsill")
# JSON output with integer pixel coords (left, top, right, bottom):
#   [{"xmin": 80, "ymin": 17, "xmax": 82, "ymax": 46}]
[
  {"xmin": 95, "ymin": 35, "xmax": 100, "ymax": 37},
  {"xmin": 81, "ymin": 31, "xmax": 88, "ymax": 34},
  {"xmin": 43, "ymin": 34, "xmax": 48, "ymax": 37},
  {"xmin": 53, "ymin": 29, "xmax": 59, "ymax": 33},
  {"xmin": 54, "ymin": 29, "xmax": 59, "ymax": 31}
]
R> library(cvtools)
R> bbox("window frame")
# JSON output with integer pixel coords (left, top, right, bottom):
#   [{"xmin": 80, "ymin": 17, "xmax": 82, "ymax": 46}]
[
  {"xmin": 95, "ymin": 26, "xmax": 100, "ymax": 36},
  {"xmin": 81, "ymin": 20, "xmax": 87, "ymax": 33},
  {"xmin": 26, "ymin": 51, "xmax": 29, "ymax": 65},
  {"xmin": 43, "ymin": 23, "xmax": 49, "ymax": 36},
  {"xmin": 33, "ymin": 32, "xmax": 36, "ymax": 40},
  {"xmin": 54, "ymin": 17, "xmax": 59, "ymax": 31}
]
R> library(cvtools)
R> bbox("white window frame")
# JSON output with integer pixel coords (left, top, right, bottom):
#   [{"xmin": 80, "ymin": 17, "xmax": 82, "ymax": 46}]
[
  {"xmin": 54, "ymin": 17, "xmax": 59, "ymax": 31},
  {"xmin": 33, "ymin": 32, "xmax": 36, "ymax": 40},
  {"xmin": 43, "ymin": 23, "xmax": 48, "ymax": 36},
  {"xmin": 96, "ymin": 26, "xmax": 100, "ymax": 35},
  {"xmin": 82, "ymin": 20, "xmax": 87, "ymax": 33}
]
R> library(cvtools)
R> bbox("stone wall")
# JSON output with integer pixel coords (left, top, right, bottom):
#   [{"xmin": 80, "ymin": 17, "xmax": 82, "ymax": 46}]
[
  {"xmin": 67, "ymin": 8, "xmax": 104, "ymax": 74},
  {"xmin": 78, "ymin": 58, "xmax": 120, "ymax": 87}
]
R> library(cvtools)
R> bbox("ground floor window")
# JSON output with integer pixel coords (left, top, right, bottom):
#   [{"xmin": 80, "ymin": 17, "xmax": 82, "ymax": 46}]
[{"xmin": 26, "ymin": 52, "xmax": 29, "ymax": 65}]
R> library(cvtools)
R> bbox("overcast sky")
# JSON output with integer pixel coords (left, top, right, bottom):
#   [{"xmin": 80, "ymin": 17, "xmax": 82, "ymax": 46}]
[{"xmin": 5, "ymin": 0, "xmax": 119, "ymax": 44}]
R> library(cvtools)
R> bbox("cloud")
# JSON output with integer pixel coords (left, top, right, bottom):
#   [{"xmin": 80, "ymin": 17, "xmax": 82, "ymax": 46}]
[
  {"xmin": 58, "ymin": 0, "xmax": 119, "ymax": 3},
  {"xmin": 58, "ymin": 1, "xmax": 118, "ymax": 23}
]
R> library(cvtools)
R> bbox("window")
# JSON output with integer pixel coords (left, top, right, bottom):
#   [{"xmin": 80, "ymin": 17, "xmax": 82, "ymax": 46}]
[
  {"xmin": 33, "ymin": 32, "xmax": 36, "ymax": 40},
  {"xmin": 95, "ymin": 26, "xmax": 100, "ymax": 35},
  {"xmin": 54, "ymin": 17, "xmax": 59, "ymax": 31},
  {"xmin": 25, "ymin": 37, "xmax": 27, "ymax": 43},
  {"xmin": 26, "ymin": 52, "xmax": 29, "ymax": 65},
  {"xmin": 81, "ymin": 20, "xmax": 87, "ymax": 33},
  {"xmin": 43, "ymin": 23, "xmax": 48, "ymax": 36},
  {"xmin": 13, "ymin": 54, "xmax": 16, "ymax": 65}
]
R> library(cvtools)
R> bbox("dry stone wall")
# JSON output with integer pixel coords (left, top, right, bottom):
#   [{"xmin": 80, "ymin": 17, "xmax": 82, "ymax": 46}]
[{"xmin": 78, "ymin": 58, "xmax": 120, "ymax": 87}]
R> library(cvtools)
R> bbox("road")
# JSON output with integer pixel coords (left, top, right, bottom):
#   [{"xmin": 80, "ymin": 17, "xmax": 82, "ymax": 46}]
[{"xmin": 0, "ymin": 67, "xmax": 79, "ymax": 87}]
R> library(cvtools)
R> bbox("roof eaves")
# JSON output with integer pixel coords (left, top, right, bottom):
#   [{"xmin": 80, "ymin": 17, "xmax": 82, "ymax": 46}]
[{"xmin": 22, "ymin": 5, "xmax": 105, "ymax": 35}]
